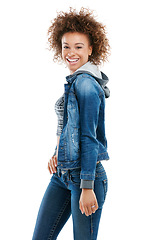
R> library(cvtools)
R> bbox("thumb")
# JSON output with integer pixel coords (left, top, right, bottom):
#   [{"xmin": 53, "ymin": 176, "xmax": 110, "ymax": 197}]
[{"xmin": 79, "ymin": 201, "xmax": 84, "ymax": 214}]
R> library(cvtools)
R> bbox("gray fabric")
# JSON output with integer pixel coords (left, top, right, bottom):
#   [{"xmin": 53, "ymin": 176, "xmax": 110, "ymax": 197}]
[
  {"xmin": 54, "ymin": 93, "xmax": 65, "ymax": 136},
  {"xmin": 73, "ymin": 62, "xmax": 110, "ymax": 98},
  {"xmin": 74, "ymin": 61, "xmax": 102, "ymax": 78},
  {"xmin": 80, "ymin": 179, "xmax": 94, "ymax": 189}
]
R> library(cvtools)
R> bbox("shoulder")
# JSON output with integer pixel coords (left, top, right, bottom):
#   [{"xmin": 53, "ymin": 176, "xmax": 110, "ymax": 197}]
[
  {"xmin": 74, "ymin": 73, "xmax": 102, "ymax": 96},
  {"xmin": 75, "ymin": 73, "xmax": 97, "ymax": 86}
]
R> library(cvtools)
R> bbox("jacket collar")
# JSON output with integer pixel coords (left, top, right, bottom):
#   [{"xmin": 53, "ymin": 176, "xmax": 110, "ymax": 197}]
[
  {"xmin": 66, "ymin": 62, "xmax": 110, "ymax": 98},
  {"xmin": 66, "ymin": 74, "xmax": 77, "ymax": 84}
]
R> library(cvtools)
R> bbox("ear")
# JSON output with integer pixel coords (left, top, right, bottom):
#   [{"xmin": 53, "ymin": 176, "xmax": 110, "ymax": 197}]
[{"xmin": 88, "ymin": 45, "xmax": 93, "ymax": 56}]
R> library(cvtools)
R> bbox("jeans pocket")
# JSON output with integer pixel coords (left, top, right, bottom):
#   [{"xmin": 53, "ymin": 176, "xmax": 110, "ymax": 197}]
[
  {"xmin": 103, "ymin": 179, "xmax": 108, "ymax": 200},
  {"xmin": 70, "ymin": 173, "xmax": 81, "ymax": 186}
]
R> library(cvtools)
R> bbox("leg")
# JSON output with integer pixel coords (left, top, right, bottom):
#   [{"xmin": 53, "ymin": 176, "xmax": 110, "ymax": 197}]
[
  {"xmin": 69, "ymin": 162, "xmax": 108, "ymax": 240},
  {"xmin": 32, "ymin": 174, "xmax": 71, "ymax": 240},
  {"xmin": 71, "ymin": 185, "xmax": 104, "ymax": 240}
]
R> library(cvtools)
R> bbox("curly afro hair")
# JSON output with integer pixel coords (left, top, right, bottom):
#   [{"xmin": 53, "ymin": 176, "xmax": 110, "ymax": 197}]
[{"xmin": 47, "ymin": 8, "xmax": 110, "ymax": 65}]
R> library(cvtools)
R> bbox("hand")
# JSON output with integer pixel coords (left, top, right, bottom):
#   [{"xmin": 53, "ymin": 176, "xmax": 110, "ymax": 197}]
[
  {"xmin": 48, "ymin": 155, "xmax": 57, "ymax": 174},
  {"xmin": 79, "ymin": 189, "xmax": 98, "ymax": 216}
]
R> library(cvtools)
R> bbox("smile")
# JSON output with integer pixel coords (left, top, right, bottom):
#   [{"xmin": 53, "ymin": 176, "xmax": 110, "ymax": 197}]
[{"xmin": 66, "ymin": 58, "xmax": 79, "ymax": 64}]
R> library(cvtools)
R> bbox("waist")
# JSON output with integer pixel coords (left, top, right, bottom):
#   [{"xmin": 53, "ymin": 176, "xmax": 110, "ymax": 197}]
[{"xmin": 59, "ymin": 161, "xmax": 101, "ymax": 175}]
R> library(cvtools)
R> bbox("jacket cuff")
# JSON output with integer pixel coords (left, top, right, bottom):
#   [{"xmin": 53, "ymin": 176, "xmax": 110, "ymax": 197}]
[{"xmin": 80, "ymin": 179, "xmax": 94, "ymax": 189}]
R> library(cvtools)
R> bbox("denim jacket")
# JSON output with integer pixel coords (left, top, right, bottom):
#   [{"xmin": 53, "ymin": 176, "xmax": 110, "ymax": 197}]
[{"xmin": 57, "ymin": 62, "xmax": 110, "ymax": 188}]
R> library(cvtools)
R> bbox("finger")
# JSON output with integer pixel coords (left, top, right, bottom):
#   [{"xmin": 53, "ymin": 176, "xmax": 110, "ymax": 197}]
[
  {"xmin": 49, "ymin": 160, "xmax": 54, "ymax": 174},
  {"xmin": 87, "ymin": 206, "xmax": 93, "ymax": 216},
  {"xmin": 50, "ymin": 159, "xmax": 57, "ymax": 173},
  {"xmin": 49, "ymin": 159, "xmax": 53, "ymax": 173},
  {"xmin": 84, "ymin": 206, "xmax": 89, "ymax": 217},
  {"xmin": 79, "ymin": 202, "xmax": 84, "ymax": 214},
  {"xmin": 54, "ymin": 156, "xmax": 57, "ymax": 167},
  {"xmin": 95, "ymin": 201, "xmax": 99, "ymax": 211},
  {"xmin": 49, "ymin": 159, "xmax": 55, "ymax": 174},
  {"xmin": 52, "ymin": 156, "xmax": 57, "ymax": 170},
  {"xmin": 48, "ymin": 161, "xmax": 52, "ymax": 174},
  {"xmin": 91, "ymin": 204, "xmax": 98, "ymax": 215},
  {"xmin": 79, "ymin": 201, "xmax": 82, "ymax": 211},
  {"xmin": 91, "ymin": 205, "xmax": 96, "ymax": 214}
]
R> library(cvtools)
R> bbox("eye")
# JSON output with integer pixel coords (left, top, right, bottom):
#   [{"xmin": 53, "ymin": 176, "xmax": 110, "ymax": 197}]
[
  {"xmin": 76, "ymin": 46, "xmax": 82, "ymax": 49},
  {"xmin": 63, "ymin": 46, "xmax": 69, "ymax": 49}
]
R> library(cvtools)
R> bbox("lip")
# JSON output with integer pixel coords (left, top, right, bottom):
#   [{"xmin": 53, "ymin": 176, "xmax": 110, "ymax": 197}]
[{"xmin": 66, "ymin": 57, "xmax": 79, "ymax": 65}]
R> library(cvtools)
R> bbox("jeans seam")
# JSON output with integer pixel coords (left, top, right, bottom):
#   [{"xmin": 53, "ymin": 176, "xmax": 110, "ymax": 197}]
[
  {"xmin": 47, "ymin": 195, "xmax": 71, "ymax": 240},
  {"xmin": 91, "ymin": 214, "xmax": 94, "ymax": 240}
]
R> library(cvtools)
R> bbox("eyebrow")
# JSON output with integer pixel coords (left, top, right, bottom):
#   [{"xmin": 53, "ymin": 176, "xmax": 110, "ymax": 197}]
[{"xmin": 62, "ymin": 42, "xmax": 84, "ymax": 45}]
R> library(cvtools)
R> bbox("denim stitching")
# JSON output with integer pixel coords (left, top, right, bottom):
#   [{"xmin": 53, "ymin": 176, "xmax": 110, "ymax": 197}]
[
  {"xmin": 103, "ymin": 179, "xmax": 108, "ymax": 201},
  {"xmin": 47, "ymin": 195, "xmax": 71, "ymax": 240},
  {"xmin": 95, "ymin": 171, "xmax": 106, "ymax": 178},
  {"xmin": 70, "ymin": 175, "xmax": 80, "ymax": 187},
  {"xmin": 91, "ymin": 215, "xmax": 94, "ymax": 240}
]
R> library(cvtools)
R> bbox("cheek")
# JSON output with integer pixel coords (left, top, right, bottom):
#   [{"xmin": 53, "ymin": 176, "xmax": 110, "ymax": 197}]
[
  {"xmin": 61, "ymin": 51, "xmax": 66, "ymax": 61},
  {"xmin": 83, "ymin": 52, "xmax": 89, "ymax": 61}
]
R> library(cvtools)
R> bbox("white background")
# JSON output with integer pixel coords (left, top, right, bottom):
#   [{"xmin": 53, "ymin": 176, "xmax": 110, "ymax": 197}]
[{"xmin": 0, "ymin": 0, "xmax": 160, "ymax": 239}]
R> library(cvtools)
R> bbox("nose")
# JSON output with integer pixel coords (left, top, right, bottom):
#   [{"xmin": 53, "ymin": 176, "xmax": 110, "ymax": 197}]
[{"xmin": 67, "ymin": 48, "xmax": 76, "ymax": 57}]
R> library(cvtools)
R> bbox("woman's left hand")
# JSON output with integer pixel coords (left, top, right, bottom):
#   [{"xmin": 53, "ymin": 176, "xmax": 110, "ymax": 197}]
[{"xmin": 79, "ymin": 189, "xmax": 98, "ymax": 216}]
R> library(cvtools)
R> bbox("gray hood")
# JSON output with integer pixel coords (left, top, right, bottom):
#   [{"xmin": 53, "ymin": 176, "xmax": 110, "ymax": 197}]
[{"xmin": 73, "ymin": 62, "xmax": 110, "ymax": 98}]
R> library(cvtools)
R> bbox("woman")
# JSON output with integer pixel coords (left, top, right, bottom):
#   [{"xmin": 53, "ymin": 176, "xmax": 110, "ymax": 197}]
[{"xmin": 32, "ymin": 8, "xmax": 110, "ymax": 240}]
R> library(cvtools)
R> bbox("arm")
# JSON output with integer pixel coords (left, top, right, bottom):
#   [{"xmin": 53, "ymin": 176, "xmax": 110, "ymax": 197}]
[
  {"xmin": 75, "ymin": 75, "xmax": 101, "ymax": 184},
  {"xmin": 75, "ymin": 75, "xmax": 101, "ymax": 216}
]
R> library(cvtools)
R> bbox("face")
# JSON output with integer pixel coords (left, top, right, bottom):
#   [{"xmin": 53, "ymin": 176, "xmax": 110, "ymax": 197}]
[{"xmin": 61, "ymin": 32, "xmax": 92, "ymax": 74}]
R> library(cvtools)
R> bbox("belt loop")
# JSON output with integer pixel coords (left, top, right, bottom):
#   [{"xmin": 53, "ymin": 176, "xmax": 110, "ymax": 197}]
[
  {"xmin": 68, "ymin": 170, "xmax": 71, "ymax": 180},
  {"xmin": 57, "ymin": 168, "xmax": 61, "ymax": 177}
]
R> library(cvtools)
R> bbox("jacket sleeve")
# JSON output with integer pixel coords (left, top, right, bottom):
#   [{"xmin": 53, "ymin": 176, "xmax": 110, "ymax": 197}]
[{"xmin": 75, "ymin": 75, "xmax": 101, "ymax": 185}]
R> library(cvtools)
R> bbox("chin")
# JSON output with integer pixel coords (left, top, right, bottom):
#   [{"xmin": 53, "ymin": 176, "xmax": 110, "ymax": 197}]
[{"xmin": 69, "ymin": 66, "xmax": 79, "ymax": 74}]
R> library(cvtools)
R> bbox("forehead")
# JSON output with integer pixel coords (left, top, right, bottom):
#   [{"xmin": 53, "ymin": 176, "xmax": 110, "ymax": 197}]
[{"xmin": 62, "ymin": 32, "xmax": 89, "ymax": 44}]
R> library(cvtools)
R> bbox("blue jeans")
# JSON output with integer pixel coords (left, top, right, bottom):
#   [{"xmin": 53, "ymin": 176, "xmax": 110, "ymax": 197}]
[{"xmin": 32, "ymin": 162, "xmax": 108, "ymax": 240}]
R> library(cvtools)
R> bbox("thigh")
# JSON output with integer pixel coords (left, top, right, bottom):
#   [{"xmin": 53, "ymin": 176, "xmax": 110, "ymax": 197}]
[
  {"xmin": 32, "ymin": 174, "xmax": 71, "ymax": 240},
  {"xmin": 69, "ymin": 163, "xmax": 108, "ymax": 240},
  {"xmin": 94, "ymin": 162, "xmax": 108, "ymax": 210},
  {"xmin": 71, "ymin": 189, "xmax": 103, "ymax": 240}
]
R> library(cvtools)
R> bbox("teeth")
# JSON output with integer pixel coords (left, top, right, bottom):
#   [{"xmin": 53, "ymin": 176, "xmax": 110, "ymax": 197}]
[{"xmin": 67, "ymin": 58, "xmax": 79, "ymax": 62}]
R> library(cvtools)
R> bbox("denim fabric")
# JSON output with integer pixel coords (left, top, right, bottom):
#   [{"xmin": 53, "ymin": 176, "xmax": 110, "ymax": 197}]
[
  {"xmin": 57, "ymin": 73, "xmax": 109, "ymax": 182},
  {"xmin": 32, "ymin": 162, "xmax": 108, "ymax": 240}
]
